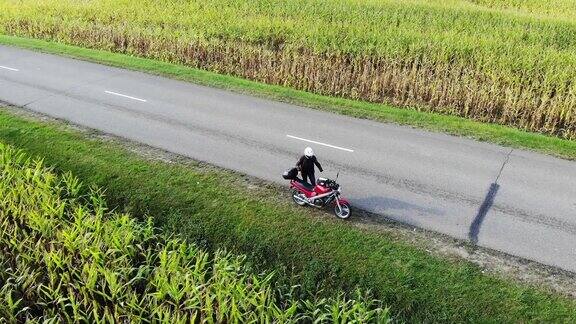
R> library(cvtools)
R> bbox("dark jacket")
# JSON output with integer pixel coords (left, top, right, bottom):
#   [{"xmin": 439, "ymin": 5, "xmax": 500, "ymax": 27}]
[{"xmin": 297, "ymin": 155, "xmax": 323, "ymax": 174}]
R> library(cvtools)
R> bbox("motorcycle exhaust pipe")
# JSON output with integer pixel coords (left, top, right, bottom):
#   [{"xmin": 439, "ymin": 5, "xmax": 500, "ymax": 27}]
[
  {"xmin": 293, "ymin": 194, "xmax": 311, "ymax": 205},
  {"xmin": 293, "ymin": 194, "xmax": 323, "ymax": 207}
]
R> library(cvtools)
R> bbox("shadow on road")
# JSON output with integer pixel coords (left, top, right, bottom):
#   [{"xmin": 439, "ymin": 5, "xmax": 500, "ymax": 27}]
[
  {"xmin": 468, "ymin": 183, "xmax": 500, "ymax": 245},
  {"xmin": 354, "ymin": 196, "xmax": 445, "ymax": 217}
]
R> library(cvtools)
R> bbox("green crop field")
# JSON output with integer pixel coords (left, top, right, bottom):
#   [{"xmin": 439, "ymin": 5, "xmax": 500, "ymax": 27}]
[
  {"xmin": 0, "ymin": 142, "xmax": 389, "ymax": 322},
  {"xmin": 1, "ymin": 0, "xmax": 576, "ymax": 138}
]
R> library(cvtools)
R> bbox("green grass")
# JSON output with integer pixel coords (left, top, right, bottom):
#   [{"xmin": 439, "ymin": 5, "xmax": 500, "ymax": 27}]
[
  {"xmin": 0, "ymin": 142, "xmax": 388, "ymax": 322},
  {"xmin": 1, "ymin": 34, "xmax": 576, "ymax": 161},
  {"xmin": 470, "ymin": 0, "xmax": 576, "ymax": 19},
  {"xmin": 0, "ymin": 108, "xmax": 575, "ymax": 322}
]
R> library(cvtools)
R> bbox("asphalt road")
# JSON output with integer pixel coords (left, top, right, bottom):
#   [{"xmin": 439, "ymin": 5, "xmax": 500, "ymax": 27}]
[{"xmin": 1, "ymin": 45, "xmax": 576, "ymax": 272}]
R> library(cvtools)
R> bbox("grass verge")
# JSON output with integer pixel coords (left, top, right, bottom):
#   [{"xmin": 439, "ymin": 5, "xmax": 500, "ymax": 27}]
[
  {"xmin": 1, "ymin": 34, "xmax": 575, "ymax": 160},
  {"xmin": 0, "ymin": 107, "xmax": 575, "ymax": 322}
]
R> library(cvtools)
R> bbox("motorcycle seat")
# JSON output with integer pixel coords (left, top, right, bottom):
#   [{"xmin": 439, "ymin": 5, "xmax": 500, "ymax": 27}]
[{"xmin": 296, "ymin": 179, "xmax": 315, "ymax": 190}]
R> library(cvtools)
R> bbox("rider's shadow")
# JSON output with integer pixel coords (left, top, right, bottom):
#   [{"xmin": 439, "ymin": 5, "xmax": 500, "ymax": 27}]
[{"xmin": 354, "ymin": 196, "xmax": 445, "ymax": 217}]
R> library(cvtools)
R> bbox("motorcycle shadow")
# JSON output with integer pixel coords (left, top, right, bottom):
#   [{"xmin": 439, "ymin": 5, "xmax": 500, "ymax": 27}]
[{"xmin": 353, "ymin": 196, "xmax": 445, "ymax": 217}]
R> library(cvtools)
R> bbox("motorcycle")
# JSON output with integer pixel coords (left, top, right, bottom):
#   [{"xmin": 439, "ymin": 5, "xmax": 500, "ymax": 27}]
[{"xmin": 282, "ymin": 168, "xmax": 352, "ymax": 219}]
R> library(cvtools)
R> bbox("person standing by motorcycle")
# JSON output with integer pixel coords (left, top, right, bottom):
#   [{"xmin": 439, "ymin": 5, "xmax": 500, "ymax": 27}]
[{"xmin": 297, "ymin": 147, "xmax": 323, "ymax": 186}]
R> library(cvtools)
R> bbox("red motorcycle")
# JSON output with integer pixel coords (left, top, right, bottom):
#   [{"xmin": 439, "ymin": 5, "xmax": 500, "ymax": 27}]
[{"xmin": 283, "ymin": 168, "xmax": 352, "ymax": 219}]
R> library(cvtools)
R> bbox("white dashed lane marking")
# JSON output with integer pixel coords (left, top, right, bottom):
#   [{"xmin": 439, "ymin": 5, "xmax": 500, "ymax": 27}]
[
  {"xmin": 0, "ymin": 65, "xmax": 19, "ymax": 72},
  {"xmin": 287, "ymin": 134, "xmax": 354, "ymax": 152},
  {"xmin": 104, "ymin": 90, "xmax": 147, "ymax": 102}
]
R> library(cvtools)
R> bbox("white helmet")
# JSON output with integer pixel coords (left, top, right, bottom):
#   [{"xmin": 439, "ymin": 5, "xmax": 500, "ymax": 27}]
[{"xmin": 304, "ymin": 147, "xmax": 314, "ymax": 157}]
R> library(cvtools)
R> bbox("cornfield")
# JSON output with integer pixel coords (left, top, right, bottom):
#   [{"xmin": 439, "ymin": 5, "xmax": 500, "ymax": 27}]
[
  {"xmin": 1, "ymin": 0, "xmax": 576, "ymax": 138},
  {"xmin": 0, "ymin": 143, "xmax": 390, "ymax": 323}
]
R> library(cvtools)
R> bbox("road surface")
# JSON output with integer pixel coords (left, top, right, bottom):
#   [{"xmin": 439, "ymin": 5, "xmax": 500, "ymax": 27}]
[{"xmin": 1, "ymin": 45, "xmax": 575, "ymax": 272}]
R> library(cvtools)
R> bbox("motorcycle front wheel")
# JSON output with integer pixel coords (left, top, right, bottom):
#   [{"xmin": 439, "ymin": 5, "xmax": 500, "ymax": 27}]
[
  {"xmin": 334, "ymin": 201, "xmax": 351, "ymax": 219},
  {"xmin": 292, "ymin": 189, "xmax": 307, "ymax": 206}
]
